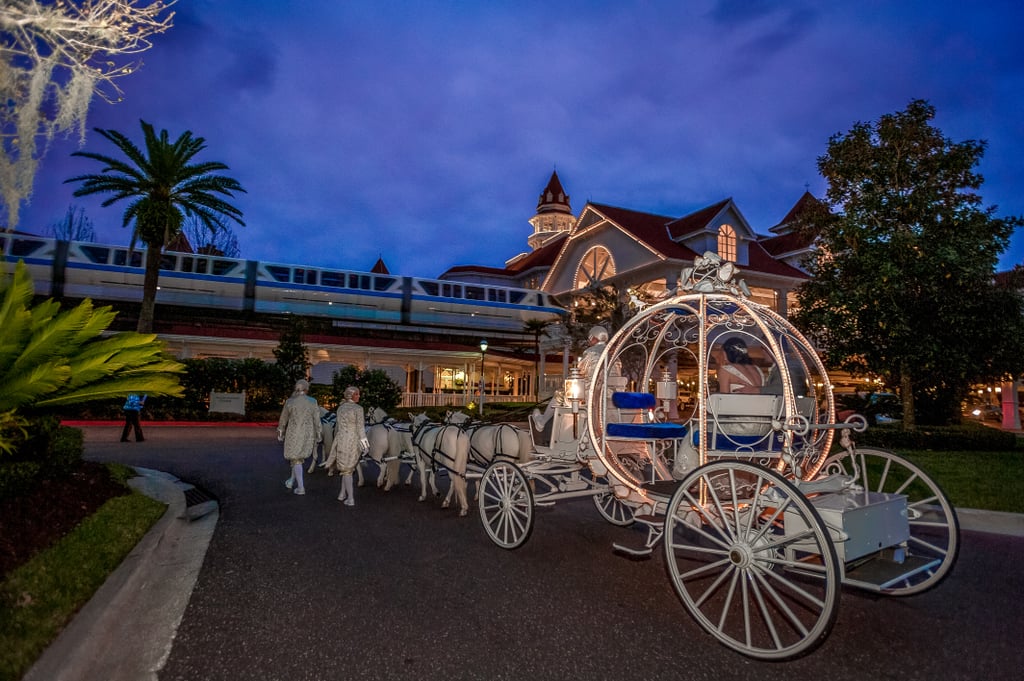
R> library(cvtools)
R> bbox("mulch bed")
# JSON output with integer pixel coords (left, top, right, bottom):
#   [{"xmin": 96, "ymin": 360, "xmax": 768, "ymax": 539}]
[{"xmin": 0, "ymin": 462, "xmax": 129, "ymax": 580}]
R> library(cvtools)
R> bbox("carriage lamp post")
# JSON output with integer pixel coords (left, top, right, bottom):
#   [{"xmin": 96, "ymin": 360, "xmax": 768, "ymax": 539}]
[
  {"xmin": 564, "ymin": 366, "xmax": 585, "ymax": 439},
  {"xmin": 479, "ymin": 339, "xmax": 488, "ymax": 418}
]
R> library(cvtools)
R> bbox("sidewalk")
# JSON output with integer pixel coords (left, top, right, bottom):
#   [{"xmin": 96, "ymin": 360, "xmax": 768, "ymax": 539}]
[{"xmin": 23, "ymin": 469, "xmax": 217, "ymax": 681}]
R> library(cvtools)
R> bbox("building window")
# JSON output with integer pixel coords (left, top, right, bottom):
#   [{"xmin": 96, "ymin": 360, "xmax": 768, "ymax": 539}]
[
  {"xmin": 718, "ymin": 224, "xmax": 737, "ymax": 262},
  {"xmin": 575, "ymin": 246, "xmax": 615, "ymax": 289}
]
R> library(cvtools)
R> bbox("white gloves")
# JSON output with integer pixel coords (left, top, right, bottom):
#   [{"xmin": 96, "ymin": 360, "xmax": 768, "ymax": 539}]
[{"xmin": 359, "ymin": 437, "xmax": 370, "ymax": 453}]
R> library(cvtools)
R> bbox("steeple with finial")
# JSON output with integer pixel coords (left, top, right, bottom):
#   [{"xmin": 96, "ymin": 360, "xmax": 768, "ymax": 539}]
[{"xmin": 528, "ymin": 170, "xmax": 574, "ymax": 251}]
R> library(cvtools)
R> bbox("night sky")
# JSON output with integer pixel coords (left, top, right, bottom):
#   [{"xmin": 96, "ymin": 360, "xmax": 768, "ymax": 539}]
[{"xmin": 16, "ymin": 0, "xmax": 1024, "ymax": 278}]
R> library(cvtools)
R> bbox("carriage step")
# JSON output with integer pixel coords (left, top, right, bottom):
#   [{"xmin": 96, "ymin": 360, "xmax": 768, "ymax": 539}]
[
  {"xmin": 634, "ymin": 514, "xmax": 664, "ymax": 528},
  {"xmin": 612, "ymin": 542, "xmax": 654, "ymax": 558},
  {"xmin": 843, "ymin": 554, "xmax": 943, "ymax": 592}
]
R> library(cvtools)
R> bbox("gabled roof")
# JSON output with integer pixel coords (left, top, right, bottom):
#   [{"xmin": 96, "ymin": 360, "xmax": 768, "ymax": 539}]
[
  {"xmin": 586, "ymin": 202, "xmax": 699, "ymax": 261},
  {"xmin": 769, "ymin": 191, "xmax": 821, "ymax": 234},
  {"xmin": 508, "ymin": 233, "xmax": 567, "ymax": 272},
  {"xmin": 665, "ymin": 199, "xmax": 732, "ymax": 240},
  {"xmin": 370, "ymin": 257, "xmax": 390, "ymax": 274},
  {"xmin": 760, "ymin": 230, "xmax": 812, "ymax": 259},
  {"xmin": 746, "ymin": 241, "xmax": 809, "ymax": 279}
]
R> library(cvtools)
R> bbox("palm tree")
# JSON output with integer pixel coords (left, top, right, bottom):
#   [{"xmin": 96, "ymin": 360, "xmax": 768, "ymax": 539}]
[
  {"xmin": 65, "ymin": 120, "xmax": 246, "ymax": 333},
  {"xmin": 523, "ymin": 318, "xmax": 552, "ymax": 401}
]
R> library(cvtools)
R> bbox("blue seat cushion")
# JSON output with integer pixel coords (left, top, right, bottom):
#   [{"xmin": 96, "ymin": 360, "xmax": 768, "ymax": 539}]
[
  {"xmin": 607, "ymin": 422, "xmax": 688, "ymax": 439},
  {"xmin": 611, "ymin": 392, "xmax": 656, "ymax": 409}
]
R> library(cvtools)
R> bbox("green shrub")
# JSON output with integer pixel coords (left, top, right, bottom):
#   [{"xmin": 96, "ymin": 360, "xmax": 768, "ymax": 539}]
[
  {"xmin": 0, "ymin": 422, "xmax": 83, "ymax": 501},
  {"xmin": 857, "ymin": 422, "xmax": 1019, "ymax": 451}
]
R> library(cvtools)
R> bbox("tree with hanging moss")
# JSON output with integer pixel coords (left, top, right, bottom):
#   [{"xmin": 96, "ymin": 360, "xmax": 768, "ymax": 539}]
[
  {"xmin": 0, "ymin": 0, "xmax": 175, "ymax": 229},
  {"xmin": 793, "ymin": 100, "xmax": 1024, "ymax": 427}
]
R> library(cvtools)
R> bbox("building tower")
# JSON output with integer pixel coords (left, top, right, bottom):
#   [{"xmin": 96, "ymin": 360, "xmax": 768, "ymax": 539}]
[{"xmin": 527, "ymin": 170, "xmax": 574, "ymax": 251}]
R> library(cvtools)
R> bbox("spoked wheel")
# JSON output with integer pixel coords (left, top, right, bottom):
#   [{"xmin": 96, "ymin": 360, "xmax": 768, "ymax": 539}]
[
  {"xmin": 664, "ymin": 461, "xmax": 840, "ymax": 661},
  {"xmin": 478, "ymin": 461, "xmax": 534, "ymax": 549},
  {"xmin": 824, "ymin": 447, "xmax": 959, "ymax": 595},
  {"xmin": 592, "ymin": 484, "xmax": 635, "ymax": 526}
]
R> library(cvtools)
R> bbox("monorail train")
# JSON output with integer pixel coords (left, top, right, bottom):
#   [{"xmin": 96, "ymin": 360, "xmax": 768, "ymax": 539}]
[{"xmin": 1, "ymin": 233, "xmax": 566, "ymax": 332}]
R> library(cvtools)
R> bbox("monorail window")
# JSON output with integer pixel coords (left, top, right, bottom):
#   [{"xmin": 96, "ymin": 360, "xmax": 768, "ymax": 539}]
[
  {"xmin": 267, "ymin": 265, "xmax": 290, "ymax": 282},
  {"xmin": 373, "ymin": 276, "xmax": 395, "ymax": 291},
  {"xmin": 181, "ymin": 257, "xmax": 194, "ymax": 273},
  {"xmin": 0, "ymin": 236, "xmax": 6, "ymax": 252},
  {"xmin": 113, "ymin": 250, "xmax": 144, "ymax": 267},
  {"xmin": 420, "ymin": 281, "xmax": 439, "ymax": 296},
  {"xmin": 464, "ymin": 286, "xmax": 484, "ymax": 301},
  {"xmin": 487, "ymin": 289, "xmax": 506, "ymax": 303},
  {"xmin": 509, "ymin": 291, "xmax": 526, "ymax": 304},
  {"xmin": 195, "ymin": 259, "xmax": 209, "ymax": 274},
  {"xmin": 293, "ymin": 268, "xmax": 317, "ymax": 285},
  {"xmin": 160, "ymin": 253, "xmax": 177, "ymax": 271},
  {"xmin": 348, "ymin": 274, "xmax": 371, "ymax": 290},
  {"xmin": 321, "ymin": 271, "xmax": 345, "ymax": 287},
  {"xmin": 80, "ymin": 245, "xmax": 111, "ymax": 264},
  {"xmin": 11, "ymin": 239, "xmax": 45, "ymax": 257},
  {"xmin": 442, "ymin": 283, "xmax": 459, "ymax": 298},
  {"xmin": 210, "ymin": 260, "xmax": 233, "ymax": 276}
]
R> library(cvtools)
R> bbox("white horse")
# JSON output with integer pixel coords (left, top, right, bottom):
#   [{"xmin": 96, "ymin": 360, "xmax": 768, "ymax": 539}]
[
  {"xmin": 308, "ymin": 407, "xmax": 336, "ymax": 473},
  {"xmin": 357, "ymin": 407, "xmax": 413, "ymax": 490},
  {"xmin": 410, "ymin": 412, "xmax": 471, "ymax": 516}
]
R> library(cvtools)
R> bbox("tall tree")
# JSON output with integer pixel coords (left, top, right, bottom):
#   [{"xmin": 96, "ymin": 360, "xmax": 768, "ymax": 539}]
[
  {"xmin": 183, "ymin": 214, "xmax": 240, "ymax": 257},
  {"xmin": 46, "ymin": 205, "xmax": 96, "ymax": 242},
  {"xmin": 65, "ymin": 120, "xmax": 245, "ymax": 333},
  {"xmin": 272, "ymin": 318, "xmax": 309, "ymax": 388},
  {"xmin": 793, "ymin": 100, "xmax": 1024, "ymax": 427},
  {"xmin": 0, "ymin": 0, "xmax": 174, "ymax": 229}
]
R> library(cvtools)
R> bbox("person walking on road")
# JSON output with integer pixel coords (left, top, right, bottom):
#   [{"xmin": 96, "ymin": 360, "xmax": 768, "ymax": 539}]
[
  {"xmin": 325, "ymin": 386, "xmax": 366, "ymax": 506},
  {"xmin": 121, "ymin": 393, "xmax": 147, "ymax": 442},
  {"xmin": 277, "ymin": 379, "xmax": 322, "ymax": 496}
]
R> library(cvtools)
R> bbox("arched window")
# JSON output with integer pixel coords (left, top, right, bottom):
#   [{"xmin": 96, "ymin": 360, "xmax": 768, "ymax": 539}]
[
  {"xmin": 718, "ymin": 224, "xmax": 737, "ymax": 262},
  {"xmin": 575, "ymin": 246, "xmax": 615, "ymax": 289}
]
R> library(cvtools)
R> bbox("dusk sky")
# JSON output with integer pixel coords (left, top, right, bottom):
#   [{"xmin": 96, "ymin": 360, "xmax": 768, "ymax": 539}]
[{"xmin": 17, "ymin": 0, "xmax": 1024, "ymax": 278}]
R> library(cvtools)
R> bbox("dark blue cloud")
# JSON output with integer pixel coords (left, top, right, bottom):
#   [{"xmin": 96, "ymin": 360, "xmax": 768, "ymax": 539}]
[{"xmin": 15, "ymin": 0, "xmax": 1024, "ymax": 276}]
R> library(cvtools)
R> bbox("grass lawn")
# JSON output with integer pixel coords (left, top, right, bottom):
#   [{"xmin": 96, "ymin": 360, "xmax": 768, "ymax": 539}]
[
  {"xmin": 0, "ymin": 483, "xmax": 165, "ymax": 681},
  {"xmin": 896, "ymin": 448, "xmax": 1024, "ymax": 514}
]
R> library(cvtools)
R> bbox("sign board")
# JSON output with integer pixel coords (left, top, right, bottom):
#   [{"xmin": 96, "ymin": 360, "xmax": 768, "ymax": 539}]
[{"xmin": 209, "ymin": 391, "xmax": 246, "ymax": 415}]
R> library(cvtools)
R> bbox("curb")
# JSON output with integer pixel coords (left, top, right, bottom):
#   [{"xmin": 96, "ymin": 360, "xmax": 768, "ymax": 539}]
[
  {"xmin": 23, "ymin": 468, "xmax": 218, "ymax": 681},
  {"xmin": 955, "ymin": 507, "xmax": 1024, "ymax": 537}
]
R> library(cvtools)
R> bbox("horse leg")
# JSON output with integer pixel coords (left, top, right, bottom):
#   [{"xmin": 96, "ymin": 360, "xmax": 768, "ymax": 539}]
[{"xmin": 416, "ymin": 458, "xmax": 429, "ymax": 502}]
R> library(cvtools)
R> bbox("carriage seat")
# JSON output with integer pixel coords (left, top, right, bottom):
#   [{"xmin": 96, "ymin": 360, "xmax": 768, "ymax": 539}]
[
  {"xmin": 606, "ymin": 392, "xmax": 688, "ymax": 440},
  {"xmin": 697, "ymin": 393, "xmax": 783, "ymax": 452}
]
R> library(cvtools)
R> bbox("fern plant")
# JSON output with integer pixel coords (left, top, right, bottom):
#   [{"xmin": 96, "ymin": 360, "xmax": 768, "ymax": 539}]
[{"xmin": 0, "ymin": 260, "xmax": 185, "ymax": 455}]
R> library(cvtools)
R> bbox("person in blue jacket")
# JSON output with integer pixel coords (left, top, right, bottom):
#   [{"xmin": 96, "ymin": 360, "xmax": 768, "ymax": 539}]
[{"xmin": 121, "ymin": 393, "xmax": 147, "ymax": 442}]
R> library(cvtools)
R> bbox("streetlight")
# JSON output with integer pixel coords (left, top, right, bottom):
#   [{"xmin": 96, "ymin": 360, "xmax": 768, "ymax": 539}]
[{"xmin": 479, "ymin": 339, "xmax": 488, "ymax": 418}]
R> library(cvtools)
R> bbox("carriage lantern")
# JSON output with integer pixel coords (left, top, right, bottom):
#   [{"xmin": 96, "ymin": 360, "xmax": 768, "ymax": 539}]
[
  {"xmin": 564, "ymin": 366, "xmax": 585, "ymax": 438},
  {"xmin": 655, "ymin": 370, "xmax": 676, "ymax": 416}
]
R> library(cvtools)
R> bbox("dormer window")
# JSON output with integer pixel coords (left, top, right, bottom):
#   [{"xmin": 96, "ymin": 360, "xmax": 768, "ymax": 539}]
[{"xmin": 718, "ymin": 224, "xmax": 737, "ymax": 262}]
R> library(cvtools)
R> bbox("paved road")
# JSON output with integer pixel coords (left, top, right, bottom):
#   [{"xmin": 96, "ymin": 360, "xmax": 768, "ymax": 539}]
[{"xmin": 74, "ymin": 426, "xmax": 1024, "ymax": 680}]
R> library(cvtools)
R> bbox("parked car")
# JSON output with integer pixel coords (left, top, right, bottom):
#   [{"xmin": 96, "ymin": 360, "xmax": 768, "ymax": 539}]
[{"xmin": 968, "ymin": 404, "xmax": 1002, "ymax": 422}]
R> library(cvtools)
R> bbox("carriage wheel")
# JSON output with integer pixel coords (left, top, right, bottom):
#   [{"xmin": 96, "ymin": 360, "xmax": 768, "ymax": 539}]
[
  {"xmin": 664, "ymin": 461, "xmax": 840, "ymax": 661},
  {"xmin": 824, "ymin": 447, "xmax": 959, "ymax": 596},
  {"xmin": 592, "ymin": 484, "xmax": 635, "ymax": 526},
  {"xmin": 478, "ymin": 461, "xmax": 534, "ymax": 549}
]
